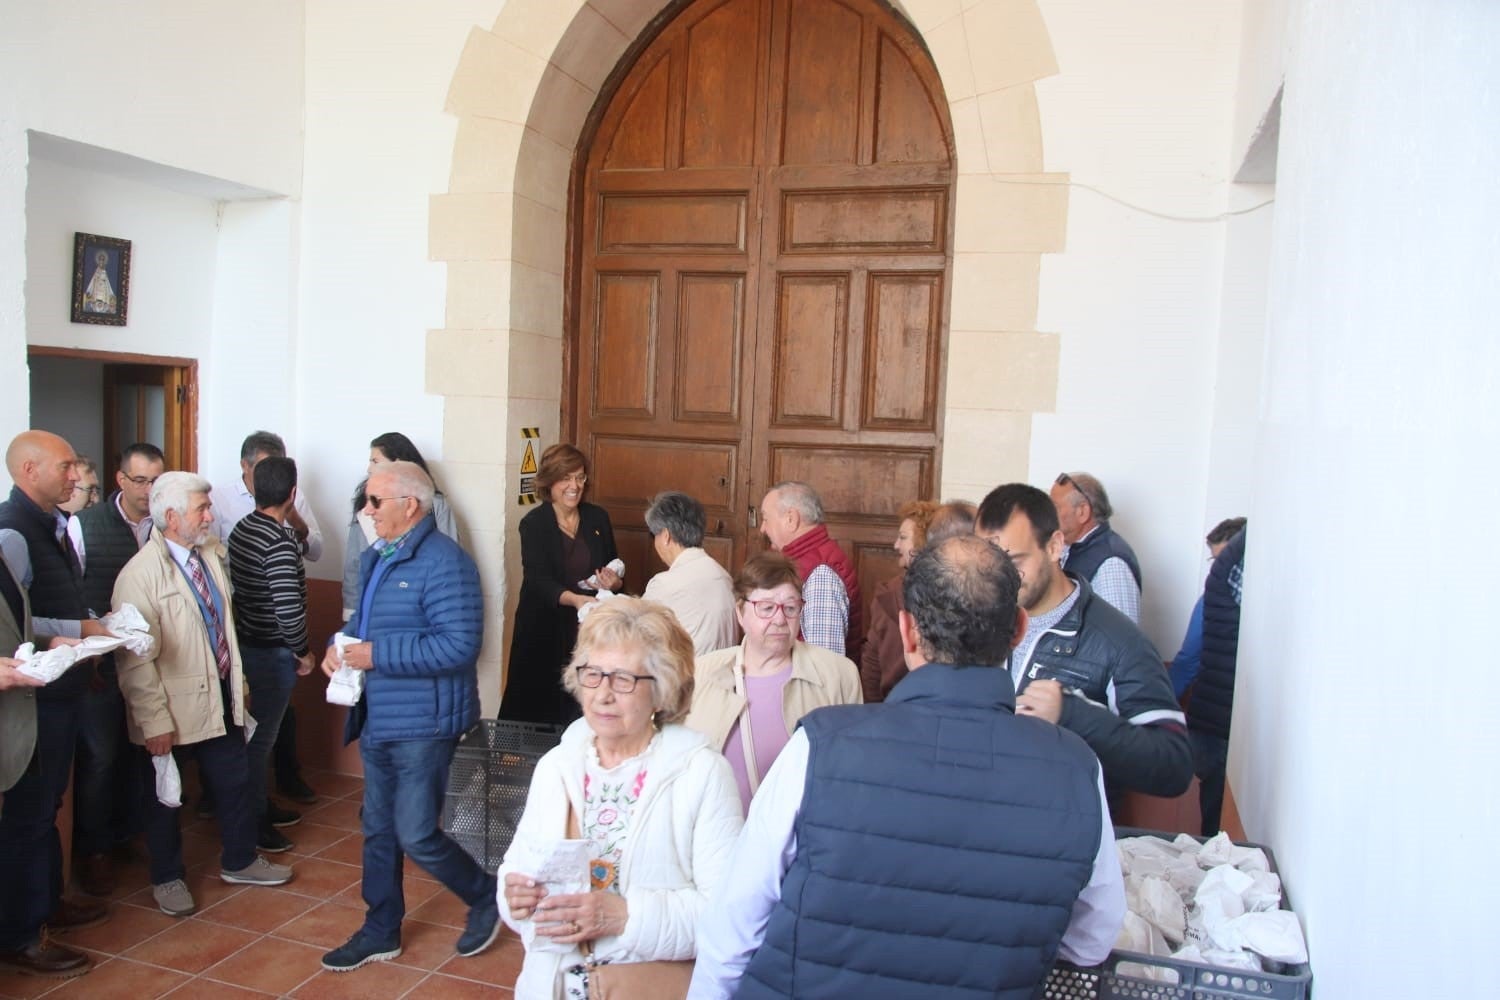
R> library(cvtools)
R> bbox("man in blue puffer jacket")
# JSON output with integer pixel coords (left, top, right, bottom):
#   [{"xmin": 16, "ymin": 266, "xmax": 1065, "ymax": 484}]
[{"xmin": 318, "ymin": 461, "xmax": 501, "ymax": 973}]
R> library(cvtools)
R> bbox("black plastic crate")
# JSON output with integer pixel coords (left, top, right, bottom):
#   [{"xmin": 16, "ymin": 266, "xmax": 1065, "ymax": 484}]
[
  {"xmin": 1043, "ymin": 827, "xmax": 1312, "ymax": 999},
  {"xmin": 441, "ymin": 719, "xmax": 564, "ymax": 873}
]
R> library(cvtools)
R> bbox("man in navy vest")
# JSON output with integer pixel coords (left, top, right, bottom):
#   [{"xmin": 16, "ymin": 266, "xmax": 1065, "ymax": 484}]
[
  {"xmin": 691, "ymin": 535, "xmax": 1123, "ymax": 1000},
  {"xmin": 0, "ymin": 431, "xmax": 114, "ymax": 970},
  {"xmin": 1049, "ymin": 472, "xmax": 1143, "ymax": 623}
]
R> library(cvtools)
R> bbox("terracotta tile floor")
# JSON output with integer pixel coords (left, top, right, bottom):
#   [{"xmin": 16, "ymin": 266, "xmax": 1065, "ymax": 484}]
[{"xmin": 0, "ymin": 771, "xmax": 523, "ymax": 999}]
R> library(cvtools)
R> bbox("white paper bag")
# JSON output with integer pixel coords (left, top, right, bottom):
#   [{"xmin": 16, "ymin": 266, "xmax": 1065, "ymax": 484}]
[
  {"xmin": 325, "ymin": 632, "xmax": 366, "ymax": 706},
  {"xmin": 153, "ymin": 753, "xmax": 182, "ymax": 807},
  {"xmin": 577, "ymin": 558, "xmax": 626, "ymax": 592}
]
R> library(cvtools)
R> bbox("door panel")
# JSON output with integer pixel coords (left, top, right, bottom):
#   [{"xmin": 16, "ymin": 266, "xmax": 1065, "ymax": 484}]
[
  {"xmin": 771, "ymin": 274, "xmax": 847, "ymax": 426},
  {"xmin": 575, "ymin": 0, "xmax": 953, "ymax": 604},
  {"xmin": 103, "ymin": 363, "xmax": 195, "ymax": 473},
  {"xmin": 675, "ymin": 274, "xmax": 745, "ymax": 421}
]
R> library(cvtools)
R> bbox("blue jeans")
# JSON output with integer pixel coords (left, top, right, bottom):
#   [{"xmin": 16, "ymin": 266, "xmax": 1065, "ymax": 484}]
[
  {"xmin": 1190, "ymin": 729, "xmax": 1230, "ymax": 837},
  {"xmin": 0, "ymin": 696, "xmax": 78, "ymax": 950},
  {"xmin": 359, "ymin": 737, "xmax": 492, "ymax": 942},
  {"xmin": 240, "ymin": 645, "xmax": 298, "ymax": 825}
]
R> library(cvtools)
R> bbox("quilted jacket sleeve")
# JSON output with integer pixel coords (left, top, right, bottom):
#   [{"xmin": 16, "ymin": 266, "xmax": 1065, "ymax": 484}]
[
  {"xmin": 370, "ymin": 540, "xmax": 484, "ymax": 677},
  {"xmin": 615, "ymin": 749, "xmax": 744, "ymax": 961},
  {"xmin": 1059, "ymin": 625, "xmax": 1193, "ymax": 797}
]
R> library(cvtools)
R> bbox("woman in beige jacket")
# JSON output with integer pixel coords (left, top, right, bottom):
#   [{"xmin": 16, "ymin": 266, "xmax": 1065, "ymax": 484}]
[{"xmin": 686, "ymin": 553, "xmax": 861, "ymax": 810}]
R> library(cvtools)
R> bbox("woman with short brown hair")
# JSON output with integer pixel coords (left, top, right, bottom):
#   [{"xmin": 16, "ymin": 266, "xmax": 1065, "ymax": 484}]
[{"xmin": 499, "ymin": 444, "xmax": 621, "ymax": 725}]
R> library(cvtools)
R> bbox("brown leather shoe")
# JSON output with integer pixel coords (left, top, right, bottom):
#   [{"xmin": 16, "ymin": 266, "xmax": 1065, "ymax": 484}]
[
  {"xmin": 46, "ymin": 896, "xmax": 109, "ymax": 933},
  {"xmin": 0, "ymin": 934, "xmax": 92, "ymax": 977},
  {"xmin": 77, "ymin": 853, "xmax": 116, "ymax": 897}
]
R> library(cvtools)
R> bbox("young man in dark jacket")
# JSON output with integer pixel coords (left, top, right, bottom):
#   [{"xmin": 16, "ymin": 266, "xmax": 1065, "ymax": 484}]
[{"xmin": 977, "ymin": 483, "xmax": 1192, "ymax": 802}]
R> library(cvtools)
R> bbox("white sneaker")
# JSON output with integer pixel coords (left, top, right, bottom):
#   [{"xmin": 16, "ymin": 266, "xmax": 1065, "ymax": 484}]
[
  {"xmin": 220, "ymin": 855, "xmax": 293, "ymax": 886},
  {"xmin": 153, "ymin": 879, "xmax": 196, "ymax": 916}
]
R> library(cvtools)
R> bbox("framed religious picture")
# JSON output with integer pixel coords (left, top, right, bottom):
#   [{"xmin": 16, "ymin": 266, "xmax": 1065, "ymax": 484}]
[{"xmin": 71, "ymin": 232, "xmax": 131, "ymax": 326}]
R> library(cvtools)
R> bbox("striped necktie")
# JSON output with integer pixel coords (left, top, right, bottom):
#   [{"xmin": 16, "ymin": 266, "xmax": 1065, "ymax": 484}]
[{"xmin": 187, "ymin": 549, "xmax": 231, "ymax": 679}]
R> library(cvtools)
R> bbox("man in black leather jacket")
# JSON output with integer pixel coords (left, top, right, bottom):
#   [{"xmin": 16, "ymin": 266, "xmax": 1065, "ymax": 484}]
[{"xmin": 976, "ymin": 484, "xmax": 1192, "ymax": 800}]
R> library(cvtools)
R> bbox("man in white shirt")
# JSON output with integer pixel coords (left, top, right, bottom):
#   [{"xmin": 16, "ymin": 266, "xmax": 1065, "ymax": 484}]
[
  {"xmin": 690, "ymin": 535, "xmax": 1124, "ymax": 1000},
  {"xmin": 210, "ymin": 431, "xmax": 323, "ymax": 561},
  {"xmin": 641, "ymin": 491, "xmax": 736, "ymax": 654}
]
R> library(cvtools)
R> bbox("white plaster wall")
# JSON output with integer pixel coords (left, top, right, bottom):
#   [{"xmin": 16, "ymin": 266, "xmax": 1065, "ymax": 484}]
[
  {"xmin": 1202, "ymin": 194, "xmax": 1271, "ymax": 527},
  {"xmin": 1232, "ymin": 0, "xmax": 1290, "ymax": 165},
  {"xmin": 0, "ymin": 1, "xmax": 304, "ymax": 197},
  {"xmin": 1030, "ymin": 0, "xmax": 1244, "ymax": 652},
  {"xmin": 297, "ymin": 0, "xmax": 502, "ymax": 587},
  {"xmin": 0, "ymin": 0, "xmax": 305, "ymax": 462},
  {"xmin": 1235, "ymin": 1, "xmax": 1500, "ymax": 994},
  {"xmin": 25, "ymin": 159, "xmax": 221, "ymax": 362},
  {"xmin": 205, "ymin": 200, "xmax": 302, "ymax": 495}
]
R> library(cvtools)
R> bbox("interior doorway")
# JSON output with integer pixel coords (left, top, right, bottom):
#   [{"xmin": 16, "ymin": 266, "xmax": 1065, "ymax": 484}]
[
  {"xmin": 27, "ymin": 346, "xmax": 198, "ymax": 474},
  {"xmin": 569, "ymin": 0, "xmax": 956, "ymax": 608}
]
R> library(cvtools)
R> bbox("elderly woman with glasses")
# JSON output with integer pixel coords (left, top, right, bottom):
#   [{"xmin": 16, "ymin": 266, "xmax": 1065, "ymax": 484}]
[
  {"xmin": 499, "ymin": 598, "xmax": 742, "ymax": 1000},
  {"xmin": 500, "ymin": 443, "xmax": 621, "ymax": 726},
  {"xmin": 686, "ymin": 553, "xmax": 862, "ymax": 811}
]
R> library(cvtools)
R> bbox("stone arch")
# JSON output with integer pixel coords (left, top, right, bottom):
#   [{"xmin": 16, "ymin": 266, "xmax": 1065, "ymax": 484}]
[{"xmin": 429, "ymin": 0, "xmax": 1067, "ymax": 710}]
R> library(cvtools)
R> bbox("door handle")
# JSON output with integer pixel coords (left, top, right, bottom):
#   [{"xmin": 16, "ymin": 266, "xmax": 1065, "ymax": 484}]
[{"xmin": 747, "ymin": 505, "xmax": 758, "ymax": 529}]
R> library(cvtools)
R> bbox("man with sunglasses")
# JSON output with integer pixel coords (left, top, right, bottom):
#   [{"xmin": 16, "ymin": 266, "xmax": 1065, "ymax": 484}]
[
  {"xmin": 70, "ymin": 442, "xmax": 166, "ymax": 895},
  {"xmin": 1049, "ymin": 472, "xmax": 1143, "ymax": 624},
  {"xmin": 319, "ymin": 460, "xmax": 499, "ymax": 972}
]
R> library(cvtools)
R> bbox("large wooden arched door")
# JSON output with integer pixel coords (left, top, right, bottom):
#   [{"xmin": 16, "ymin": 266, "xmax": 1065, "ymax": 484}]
[{"xmin": 572, "ymin": 0, "xmax": 953, "ymax": 605}]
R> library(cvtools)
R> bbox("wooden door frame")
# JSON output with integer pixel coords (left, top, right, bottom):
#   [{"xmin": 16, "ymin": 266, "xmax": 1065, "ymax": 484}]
[{"xmin": 26, "ymin": 345, "xmax": 199, "ymax": 472}]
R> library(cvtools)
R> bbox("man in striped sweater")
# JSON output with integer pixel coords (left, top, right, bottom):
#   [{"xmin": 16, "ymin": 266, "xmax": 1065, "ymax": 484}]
[{"xmin": 227, "ymin": 457, "xmax": 314, "ymax": 854}]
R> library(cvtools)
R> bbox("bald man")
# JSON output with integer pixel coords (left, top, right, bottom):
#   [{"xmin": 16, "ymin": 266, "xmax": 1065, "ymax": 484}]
[{"xmin": 0, "ymin": 431, "xmax": 111, "ymax": 971}]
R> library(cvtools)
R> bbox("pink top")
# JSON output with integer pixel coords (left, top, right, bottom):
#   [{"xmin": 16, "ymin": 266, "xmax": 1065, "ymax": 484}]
[{"xmin": 721, "ymin": 663, "xmax": 795, "ymax": 811}]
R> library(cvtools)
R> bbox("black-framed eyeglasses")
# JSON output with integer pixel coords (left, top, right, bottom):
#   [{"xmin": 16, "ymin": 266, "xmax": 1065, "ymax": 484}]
[
  {"xmin": 367, "ymin": 495, "xmax": 412, "ymax": 510},
  {"xmin": 1055, "ymin": 473, "xmax": 1094, "ymax": 509},
  {"xmin": 121, "ymin": 474, "xmax": 159, "ymax": 487},
  {"xmin": 747, "ymin": 599, "xmax": 803, "ymax": 620},
  {"xmin": 575, "ymin": 665, "xmax": 656, "ymax": 694}
]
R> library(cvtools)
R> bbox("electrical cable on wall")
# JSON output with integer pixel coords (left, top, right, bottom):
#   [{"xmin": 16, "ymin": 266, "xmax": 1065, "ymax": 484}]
[{"xmin": 992, "ymin": 176, "xmax": 1275, "ymax": 224}]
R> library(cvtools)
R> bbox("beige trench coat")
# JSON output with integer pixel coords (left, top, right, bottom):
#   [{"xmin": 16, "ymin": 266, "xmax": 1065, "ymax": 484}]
[{"xmin": 113, "ymin": 532, "xmax": 248, "ymax": 746}]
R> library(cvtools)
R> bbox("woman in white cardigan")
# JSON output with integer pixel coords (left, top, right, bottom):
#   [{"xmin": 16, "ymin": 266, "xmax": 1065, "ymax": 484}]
[{"xmin": 499, "ymin": 598, "xmax": 743, "ymax": 999}]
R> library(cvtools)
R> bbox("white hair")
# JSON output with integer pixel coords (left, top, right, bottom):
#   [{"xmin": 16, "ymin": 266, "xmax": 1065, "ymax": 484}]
[
  {"xmin": 372, "ymin": 460, "xmax": 434, "ymax": 513},
  {"xmin": 772, "ymin": 480, "xmax": 824, "ymax": 524},
  {"xmin": 149, "ymin": 471, "xmax": 212, "ymax": 531}
]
